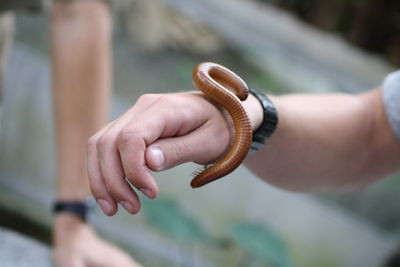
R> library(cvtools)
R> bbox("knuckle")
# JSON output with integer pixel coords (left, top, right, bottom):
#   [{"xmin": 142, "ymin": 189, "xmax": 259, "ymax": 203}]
[
  {"xmin": 137, "ymin": 93, "xmax": 159, "ymax": 103},
  {"xmin": 156, "ymin": 94, "xmax": 177, "ymax": 106},
  {"xmin": 96, "ymin": 135, "xmax": 111, "ymax": 152},
  {"xmin": 87, "ymin": 135, "xmax": 98, "ymax": 150},
  {"xmin": 155, "ymin": 94, "xmax": 169, "ymax": 103},
  {"xmin": 116, "ymin": 127, "xmax": 141, "ymax": 147}
]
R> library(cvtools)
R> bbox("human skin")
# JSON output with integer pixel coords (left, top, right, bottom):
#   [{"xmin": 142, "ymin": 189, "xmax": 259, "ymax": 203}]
[
  {"xmin": 245, "ymin": 89, "xmax": 400, "ymax": 193},
  {"xmin": 51, "ymin": 0, "xmax": 140, "ymax": 266},
  {"xmin": 87, "ymin": 86, "xmax": 400, "ymax": 217}
]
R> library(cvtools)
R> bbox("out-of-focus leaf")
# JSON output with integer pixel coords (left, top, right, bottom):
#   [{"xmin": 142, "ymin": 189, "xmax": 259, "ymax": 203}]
[
  {"xmin": 141, "ymin": 197, "xmax": 214, "ymax": 245},
  {"xmin": 229, "ymin": 222, "xmax": 292, "ymax": 267}
]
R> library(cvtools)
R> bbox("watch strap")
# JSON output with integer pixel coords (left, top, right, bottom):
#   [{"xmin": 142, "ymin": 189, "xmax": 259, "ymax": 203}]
[
  {"xmin": 53, "ymin": 200, "xmax": 90, "ymax": 221},
  {"xmin": 249, "ymin": 88, "xmax": 278, "ymax": 151}
]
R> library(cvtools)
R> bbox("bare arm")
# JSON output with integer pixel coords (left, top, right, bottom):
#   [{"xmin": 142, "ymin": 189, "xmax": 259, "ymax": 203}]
[
  {"xmin": 51, "ymin": 0, "xmax": 111, "ymax": 201},
  {"xmin": 51, "ymin": 1, "xmax": 140, "ymax": 266},
  {"xmin": 87, "ymin": 87, "xmax": 400, "ymax": 215},
  {"xmin": 245, "ymin": 88, "xmax": 400, "ymax": 192}
]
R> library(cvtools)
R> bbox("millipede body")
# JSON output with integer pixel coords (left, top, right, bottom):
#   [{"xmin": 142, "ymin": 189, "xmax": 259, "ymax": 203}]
[{"xmin": 191, "ymin": 62, "xmax": 252, "ymax": 188}]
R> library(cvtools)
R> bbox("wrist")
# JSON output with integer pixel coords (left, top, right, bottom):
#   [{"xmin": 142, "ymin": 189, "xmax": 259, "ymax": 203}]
[
  {"xmin": 53, "ymin": 213, "xmax": 94, "ymax": 249},
  {"xmin": 53, "ymin": 213, "xmax": 88, "ymax": 241},
  {"xmin": 244, "ymin": 93, "xmax": 264, "ymax": 131},
  {"xmin": 54, "ymin": 212, "xmax": 85, "ymax": 226}
]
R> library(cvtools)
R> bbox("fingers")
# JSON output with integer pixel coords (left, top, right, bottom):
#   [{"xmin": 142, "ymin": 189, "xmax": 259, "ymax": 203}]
[
  {"xmin": 87, "ymin": 123, "xmax": 119, "ymax": 216},
  {"xmin": 113, "ymin": 104, "xmax": 179, "ymax": 198},
  {"xmin": 116, "ymin": 127, "xmax": 159, "ymax": 199},
  {"xmin": 87, "ymin": 140, "xmax": 118, "ymax": 216},
  {"xmin": 88, "ymin": 94, "xmax": 162, "ymax": 215},
  {"xmin": 97, "ymin": 129, "xmax": 141, "ymax": 213}
]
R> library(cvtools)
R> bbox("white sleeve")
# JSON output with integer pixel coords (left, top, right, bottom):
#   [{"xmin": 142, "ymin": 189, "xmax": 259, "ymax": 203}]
[{"xmin": 382, "ymin": 70, "xmax": 400, "ymax": 140}]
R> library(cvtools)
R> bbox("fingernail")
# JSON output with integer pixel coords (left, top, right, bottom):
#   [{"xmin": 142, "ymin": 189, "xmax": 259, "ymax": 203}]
[
  {"xmin": 98, "ymin": 199, "xmax": 111, "ymax": 215},
  {"xmin": 119, "ymin": 201, "xmax": 134, "ymax": 213},
  {"xmin": 140, "ymin": 188, "xmax": 154, "ymax": 199},
  {"xmin": 150, "ymin": 147, "xmax": 165, "ymax": 170}
]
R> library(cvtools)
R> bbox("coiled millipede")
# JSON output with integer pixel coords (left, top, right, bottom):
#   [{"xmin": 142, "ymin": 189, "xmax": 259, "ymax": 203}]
[{"xmin": 191, "ymin": 62, "xmax": 252, "ymax": 188}]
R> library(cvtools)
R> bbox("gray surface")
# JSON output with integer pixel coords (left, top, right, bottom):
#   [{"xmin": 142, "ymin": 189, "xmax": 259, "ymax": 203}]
[{"xmin": 0, "ymin": 227, "xmax": 51, "ymax": 267}]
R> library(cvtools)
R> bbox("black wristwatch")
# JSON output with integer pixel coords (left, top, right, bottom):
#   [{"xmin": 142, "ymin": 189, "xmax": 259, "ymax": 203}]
[
  {"xmin": 53, "ymin": 198, "xmax": 93, "ymax": 222},
  {"xmin": 249, "ymin": 88, "xmax": 278, "ymax": 151}
]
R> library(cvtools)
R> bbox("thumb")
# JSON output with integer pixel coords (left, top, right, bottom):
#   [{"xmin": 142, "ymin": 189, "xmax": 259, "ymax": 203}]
[
  {"xmin": 145, "ymin": 130, "xmax": 229, "ymax": 172},
  {"xmin": 145, "ymin": 138, "xmax": 193, "ymax": 172}
]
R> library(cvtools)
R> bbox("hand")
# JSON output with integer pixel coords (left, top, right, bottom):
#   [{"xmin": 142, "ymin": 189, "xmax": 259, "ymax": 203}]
[
  {"xmin": 87, "ymin": 92, "xmax": 233, "ymax": 215},
  {"xmin": 53, "ymin": 213, "xmax": 142, "ymax": 267}
]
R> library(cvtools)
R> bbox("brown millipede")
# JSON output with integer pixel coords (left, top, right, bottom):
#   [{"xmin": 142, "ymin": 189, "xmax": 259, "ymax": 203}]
[{"xmin": 191, "ymin": 62, "xmax": 252, "ymax": 188}]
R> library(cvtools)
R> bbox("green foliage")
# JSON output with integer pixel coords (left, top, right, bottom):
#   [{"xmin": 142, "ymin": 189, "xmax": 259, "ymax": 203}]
[
  {"xmin": 229, "ymin": 222, "xmax": 292, "ymax": 267},
  {"xmin": 141, "ymin": 196, "xmax": 293, "ymax": 266},
  {"xmin": 141, "ymin": 196, "xmax": 214, "ymax": 245}
]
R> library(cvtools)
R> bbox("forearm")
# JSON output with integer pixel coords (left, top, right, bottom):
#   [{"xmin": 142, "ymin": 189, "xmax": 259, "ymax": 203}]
[
  {"xmin": 245, "ymin": 88, "xmax": 400, "ymax": 193},
  {"xmin": 51, "ymin": 0, "xmax": 112, "ymax": 201}
]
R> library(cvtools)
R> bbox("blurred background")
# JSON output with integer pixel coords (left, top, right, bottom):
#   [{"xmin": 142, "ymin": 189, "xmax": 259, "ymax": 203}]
[{"xmin": 0, "ymin": 0, "xmax": 399, "ymax": 266}]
